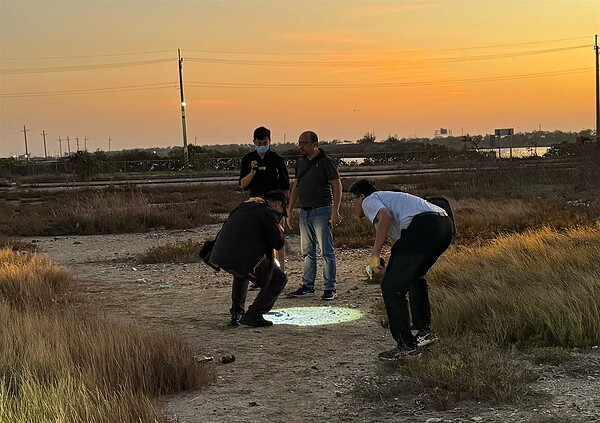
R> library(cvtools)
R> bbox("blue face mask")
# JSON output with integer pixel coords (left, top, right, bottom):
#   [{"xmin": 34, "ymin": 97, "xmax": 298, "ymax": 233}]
[{"xmin": 255, "ymin": 145, "xmax": 269, "ymax": 154}]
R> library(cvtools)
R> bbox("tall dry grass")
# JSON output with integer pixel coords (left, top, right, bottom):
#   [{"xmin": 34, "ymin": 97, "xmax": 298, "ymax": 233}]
[
  {"xmin": 430, "ymin": 223, "xmax": 600, "ymax": 348},
  {"xmin": 0, "ymin": 248, "xmax": 215, "ymax": 422}
]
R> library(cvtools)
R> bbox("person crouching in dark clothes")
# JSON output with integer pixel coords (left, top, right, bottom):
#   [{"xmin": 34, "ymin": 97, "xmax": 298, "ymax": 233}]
[
  {"xmin": 348, "ymin": 179, "xmax": 454, "ymax": 361},
  {"xmin": 208, "ymin": 190, "xmax": 288, "ymax": 327}
]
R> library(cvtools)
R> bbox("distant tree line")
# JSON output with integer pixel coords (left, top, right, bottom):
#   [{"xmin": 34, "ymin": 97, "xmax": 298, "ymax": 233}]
[{"xmin": 0, "ymin": 129, "xmax": 595, "ymax": 180}]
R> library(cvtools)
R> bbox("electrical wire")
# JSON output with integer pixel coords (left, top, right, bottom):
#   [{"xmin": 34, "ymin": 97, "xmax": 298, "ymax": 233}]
[
  {"xmin": 184, "ymin": 35, "xmax": 593, "ymax": 55},
  {"xmin": 0, "ymin": 50, "xmax": 175, "ymax": 61},
  {"xmin": 0, "ymin": 82, "xmax": 178, "ymax": 98},
  {"xmin": 185, "ymin": 67, "xmax": 590, "ymax": 89},
  {"xmin": 185, "ymin": 45, "xmax": 589, "ymax": 68},
  {"xmin": 0, "ymin": 58, "xmax": 173, "ymax": 75}
]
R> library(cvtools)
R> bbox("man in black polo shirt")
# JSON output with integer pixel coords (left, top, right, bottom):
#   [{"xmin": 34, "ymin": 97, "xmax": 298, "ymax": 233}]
[
  {"xmin": 229, "ymin": 126, "xmax": 289, "ymax": 325},
  {"xmin": 239, "ymin": 126, "xmax": 290, "ymax": 198}
]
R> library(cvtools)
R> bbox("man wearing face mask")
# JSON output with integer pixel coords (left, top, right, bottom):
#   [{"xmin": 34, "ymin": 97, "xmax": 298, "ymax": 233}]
[
  {"xmin": 239, "ymin": 126, "xmax": 290, "ymax": 200},
  {"xmin": 233, "ymin": 126, "xmax": 289, "ymax": 324}
]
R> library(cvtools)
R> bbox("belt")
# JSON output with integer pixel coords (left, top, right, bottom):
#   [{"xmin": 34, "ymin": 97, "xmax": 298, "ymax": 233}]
[
  {"xmin": 417, "ymin": 211, "xmax": 448, "ymax": 217},
  {"xmin": 301, "ymin": 205, "xmax": 327, "ymax": 211}
]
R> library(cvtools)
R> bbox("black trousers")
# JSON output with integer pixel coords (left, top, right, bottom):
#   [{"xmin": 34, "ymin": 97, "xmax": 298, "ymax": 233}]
[
  {"xmin": 231, "ymin": 267, "xmax": 287, "ymax": 318},
  {"xmin": 381, "ymin": 213, "xmax": 454, "ymax": 347}
]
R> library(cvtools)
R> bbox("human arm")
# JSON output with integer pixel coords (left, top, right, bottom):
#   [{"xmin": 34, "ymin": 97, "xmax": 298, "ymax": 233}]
[
  {"xmin": 370, "ymin": 207, "xmax": 393, "ymax": 262},
  {"xmin": 286, "ymin": 180, "xmax": 298, "ymax": 229},
  {"xmin": 239, "ymin": 159, "xmax": 258, "ymax": 190},
  {"xmin": 330, "ymin": 178, "xmax": 342, "ymax": 226}
]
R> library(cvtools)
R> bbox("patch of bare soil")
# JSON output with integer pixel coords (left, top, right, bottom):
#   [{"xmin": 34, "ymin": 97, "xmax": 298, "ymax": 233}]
[{"xmin": 27, "ymin": 229, "xmax": 600, "ymax": 423}]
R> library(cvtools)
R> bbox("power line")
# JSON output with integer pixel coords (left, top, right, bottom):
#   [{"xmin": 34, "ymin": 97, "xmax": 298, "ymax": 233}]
[
  {"xmin": 185, "ymin": 45, "xmax": 588, "ymax": 68},
  {"xmin": 0, "ymin": 58, "xmax": 173, "ymax": 74},
  {"xmin": 184, "ymin": 35, "xmax": 593, "ymax": 55},
  {"xmin": 0, "ymin": 82, "xmax": 177, "ymax": 98},
  {"xmin": 1, "ymin": 67, "xmax": 589, "ymax": 98},
  {"xmin": 186, "ymin": 67, "xmax": 591, "ymax": 89},
  {"xmin": 0, "ymin": 50, "xmax": 174, "ymax": 61}
]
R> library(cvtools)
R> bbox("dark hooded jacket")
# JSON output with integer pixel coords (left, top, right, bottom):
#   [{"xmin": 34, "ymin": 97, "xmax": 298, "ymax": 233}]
[{"xmin": 208, "ymin": 198, "xmax": 284, "ymax": 282}]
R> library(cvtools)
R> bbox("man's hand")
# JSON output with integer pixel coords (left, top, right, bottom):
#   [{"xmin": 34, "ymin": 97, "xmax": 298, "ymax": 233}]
[
  {"xmin": 330, "ymin": 209, "xmax": 342, "ymax": 226},
  {"xmin": 250, "ymin": 160, "xmax": 258, "ymax": 171},
  {"xmin": 365, "ymin": 255, "xmax": 384, "ymax": 280},
  {"xmin": 286, "ymin": 208, "xmax": 295, "ymax": 229}
]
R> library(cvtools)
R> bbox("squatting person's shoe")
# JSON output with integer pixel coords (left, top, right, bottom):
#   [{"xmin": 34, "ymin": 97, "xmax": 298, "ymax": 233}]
[
  {"xmin": 321, "ymin": 289, "xmax": 337, "ymax": 301},
  {"xmin": 239, "ymin": 314, "xmax": 274, "ymax": 328},
  {"xmin": 378, "ymin": 344, "xmax": 419, "ymax": 361},
  {"xmin": 229, "ymin": 310, "xmax": 244, "ymax": 326},
  {"xmin": 288, "ymin": 284, "xmax": 315, "ymax": 298}
]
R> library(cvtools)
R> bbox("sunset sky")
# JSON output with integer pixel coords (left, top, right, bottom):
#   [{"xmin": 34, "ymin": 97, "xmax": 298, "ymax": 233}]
[{"xmin": 0, "ymin": 0, "xmax": 598, "ymax": 157}]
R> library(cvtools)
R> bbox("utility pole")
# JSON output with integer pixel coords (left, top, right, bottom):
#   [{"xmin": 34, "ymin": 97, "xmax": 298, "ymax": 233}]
[
  {"xmin": 108, "ymin": 137, "xmax": 111, "ymax": 152},
  {"xmin": 41, "ymin": 130, "xmax": 48, "ymax": 159},
  {"xmin": 178, "ymin": 48, "xmax": 190, "ymax": 169},
  {"xmin": 21, "ymin": 125, "xmax": 29, "ymax": 160},
  {"xmin": 58, "ymin": 136, "xmax": 63, "ymax": 157},
  {"xmin": 595, "ymin": 34, "xmax": 599, "ymax": 146},
  {"xmin": 66, "ymin": 136, "xmax": 71, "ymax": 155},
  {"xmin": 84, "ymin": 137, "xmax": 89, "ymax": 151},
  {"xmin": 75, "ymin": 137, "xmax": 80, "ymax": 152}
]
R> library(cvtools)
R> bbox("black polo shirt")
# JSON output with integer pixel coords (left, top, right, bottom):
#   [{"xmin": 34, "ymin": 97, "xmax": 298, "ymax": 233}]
[{"xmin": 239, "ymin": 149, "xmax": 290, "ymax": 197}]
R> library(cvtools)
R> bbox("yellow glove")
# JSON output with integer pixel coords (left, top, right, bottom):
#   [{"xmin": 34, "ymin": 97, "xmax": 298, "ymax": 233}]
[{"xmin": 365, "ymin": 255, "xmax": 383, "ymax": 280}]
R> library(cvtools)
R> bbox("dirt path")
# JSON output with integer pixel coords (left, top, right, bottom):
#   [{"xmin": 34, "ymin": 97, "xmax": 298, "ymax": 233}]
[{"xmin": 27, "ymin": 229, "xmax": 600, "ymax": 423}]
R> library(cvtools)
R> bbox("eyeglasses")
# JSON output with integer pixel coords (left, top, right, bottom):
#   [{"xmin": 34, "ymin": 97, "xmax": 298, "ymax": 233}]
[{"xmin": 298, "ymin": 141, "xmax": 314, "ymax": 146}]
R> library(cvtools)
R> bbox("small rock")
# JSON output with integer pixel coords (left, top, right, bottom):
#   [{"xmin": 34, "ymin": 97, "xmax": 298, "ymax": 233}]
[
  {"xmin": 249, "ymin": 401, "xmax": 258, "ymax": 407},
  {"xmin": 73, "ymin": 241, "xmax": 82, "ymax": 245}
]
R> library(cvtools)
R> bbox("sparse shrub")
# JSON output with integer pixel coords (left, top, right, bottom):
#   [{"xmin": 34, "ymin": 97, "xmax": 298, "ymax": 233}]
[{"xmin": 138, "ymin": 238, "xmax": 203, "ymax": 263}]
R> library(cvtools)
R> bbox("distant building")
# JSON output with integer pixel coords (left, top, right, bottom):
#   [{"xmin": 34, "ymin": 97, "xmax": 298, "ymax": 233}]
[{"xmin": 434, "ymin": 128, "xmax": 452, "ymax": 138}]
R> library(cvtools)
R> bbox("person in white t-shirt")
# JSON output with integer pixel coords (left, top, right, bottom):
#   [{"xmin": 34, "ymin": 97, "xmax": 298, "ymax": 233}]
[{"xmin": 348, "ymin": 179, "xmax": 454, "ymax": 361}]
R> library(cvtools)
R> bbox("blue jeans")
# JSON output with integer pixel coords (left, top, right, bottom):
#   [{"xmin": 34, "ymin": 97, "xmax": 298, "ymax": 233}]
[{"xmin": 299, "ymin": 206, "xmax": 336, "ymax": 290}]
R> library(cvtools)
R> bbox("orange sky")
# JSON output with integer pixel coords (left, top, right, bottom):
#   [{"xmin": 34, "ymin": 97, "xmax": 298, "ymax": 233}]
[{"xmin": 0, "ymin": 1, "xmax": 598, "ymax": 157}]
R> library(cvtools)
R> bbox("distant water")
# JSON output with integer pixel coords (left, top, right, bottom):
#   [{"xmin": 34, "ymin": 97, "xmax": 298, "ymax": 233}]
[
  {"xmin": 478, "ymin": 147, "xmax": 551, "ymax": 158},
  {"xmin": 339, "ymin": 146, "xmax": 551, "ymax": 165}
]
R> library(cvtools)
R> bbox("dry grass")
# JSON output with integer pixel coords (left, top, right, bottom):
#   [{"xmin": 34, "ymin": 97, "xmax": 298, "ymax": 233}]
[
  {"xmin": 429, "ymin": 223, "xmax": 600, "ymax": 348},
  {"xmin": 0, "ymin": 248, "xmax": 215, "ymax": 422},
  {"xmin": 0, "ymin": 188, "xmax": 225, "ymax": 236},
  {"xmin": 138, "ymin": 238, "xmax": 203, "ymax": 264},
  {"xmin": 354, "ymin": 334, "xmax": 537, "ymax": 410},
  {"xmin": 366, "ymin": 223, "xmax": 600, "ymax": 410}
]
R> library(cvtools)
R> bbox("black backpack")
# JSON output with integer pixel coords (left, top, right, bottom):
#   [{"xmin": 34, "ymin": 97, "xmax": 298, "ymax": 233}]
[{"xmin": 425, "ymin": 196, "xmax": 456, "ymax": 235}]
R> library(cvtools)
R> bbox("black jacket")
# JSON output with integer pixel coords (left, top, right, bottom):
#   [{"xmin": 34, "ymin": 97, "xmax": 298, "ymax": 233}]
[{"xmin": 209, "ymin": 199, "xmax": 284, "ymax": 282}]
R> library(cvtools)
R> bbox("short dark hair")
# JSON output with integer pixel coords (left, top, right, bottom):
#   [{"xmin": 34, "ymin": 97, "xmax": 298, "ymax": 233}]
[
  {"xmin": 299, "ymin": 131, "xmax": 318, "ymax": 144},
  {"xmin": 253, "ymin": 126, "xmax": 271, "ymax": 141},
  {"xmin": 348, "ymin": 179, "xmax": 377, "ymax": 198}
]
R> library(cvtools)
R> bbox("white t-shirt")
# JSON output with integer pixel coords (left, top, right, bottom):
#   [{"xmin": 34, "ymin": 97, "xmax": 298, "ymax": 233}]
[{"xmin": 361, "ymin": 191, "xmax": 447, "ymax": 241}]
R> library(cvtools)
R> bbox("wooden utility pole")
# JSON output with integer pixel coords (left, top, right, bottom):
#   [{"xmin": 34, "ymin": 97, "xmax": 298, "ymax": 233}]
[
  {"xmin": 65, "ymin": 136, "xmax": 71, "ymax": 155},
  {"xmin": 178, "ymin": 49, "xmax": 189, "ymax": 169},
  {"xmin": 75, "ymin": 137, "xmax": 80, "ymax": 152},
  {"xmin": 84, "ymin": 137, "xmax": 89, "ymax": 151},
  {"xmin": 41, "ymin": 130, "xmax": 48, "ymax": 159},
  {"xmin": 21, "ymin": 125, "xmax": 29, "ymax": 160},
  {"xmin": 58, "ymin": 136, "xmax": 63, "ymax": 157},
  {"xmin": 108, "ymin": 137, "xmax": 111, "ymax": 152},
  {"xmin": 595, "ymin": 34, "xmax": 599, "ymax": 145}
]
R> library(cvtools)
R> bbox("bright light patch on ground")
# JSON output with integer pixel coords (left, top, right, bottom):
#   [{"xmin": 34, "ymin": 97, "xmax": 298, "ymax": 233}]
[{"xmin": 264, "ymin": 306, "xmax": 363, "ymax": 326}]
